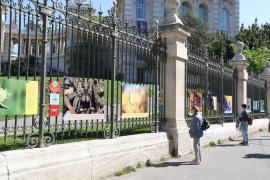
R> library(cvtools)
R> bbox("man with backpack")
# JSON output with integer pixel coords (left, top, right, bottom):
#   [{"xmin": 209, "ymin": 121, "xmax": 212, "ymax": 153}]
[
  {"xmin": 238, "ymin": 104, "xmax": 250, "ymax": 145},
  {"xmin": 189, "ymin": 105, "xmax": 203, "ymax": 165}
]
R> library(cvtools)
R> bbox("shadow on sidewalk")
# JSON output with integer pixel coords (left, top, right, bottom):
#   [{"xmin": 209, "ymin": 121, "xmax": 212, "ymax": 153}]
[
  {"xmin": 153, "ymin": 161, "xmax": 193, "ymax": 168},
  {"xmin": 215, "ymin": 144, "xmax": 240, "ymax": 147},
  {"xmin": 243, "ymin": 153, "xmax": 270, "ymax": 159}
]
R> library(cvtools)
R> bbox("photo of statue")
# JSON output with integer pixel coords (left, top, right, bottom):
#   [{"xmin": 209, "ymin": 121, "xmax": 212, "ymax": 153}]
[{"xmin": 63, "ymin": 77, "xmax": 104, "ymax": 120}]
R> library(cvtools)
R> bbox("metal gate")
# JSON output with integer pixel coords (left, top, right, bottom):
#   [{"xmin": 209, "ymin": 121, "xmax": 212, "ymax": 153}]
[{"xmin": 0, "ymin": 0, "xmax": 167, "ymax": 150}]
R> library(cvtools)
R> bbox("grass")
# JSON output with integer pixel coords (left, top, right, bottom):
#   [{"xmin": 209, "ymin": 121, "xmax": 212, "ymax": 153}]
[
  {"xmin": 114, "ymin": 166, "xmax": 136, "ymax": 176},
  {"xmin": 209, "ymin": 141, "xmax": 217, "ymax": 147}
]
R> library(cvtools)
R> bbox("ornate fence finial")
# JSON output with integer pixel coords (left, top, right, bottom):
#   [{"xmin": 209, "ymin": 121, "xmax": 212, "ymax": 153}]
[
  {"xmin": 164, "ymin": 0, "xmax": 183, "ymax": 25},
  {"xmin": 231, "ymin": 41, "xmax": 247, "ymax": 61},
  {"xmin": 153, "ymin": 20, "xmax": 159, "ymax": 41}
]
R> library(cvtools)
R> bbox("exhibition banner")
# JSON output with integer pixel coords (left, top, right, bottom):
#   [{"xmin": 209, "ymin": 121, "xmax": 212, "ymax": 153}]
[
  {"xmin": 260, "ymin": 100, "xmax": 265, "ymax": 113},
  {"xmin": 189, "ymin": 91, "xmax": 203, "ymax": 115},
  {"xmin": 247, "ymin": 98, "xmax": 252, "ymax": 113},
  {"xmin": 63, "ymin": 77, "xmax": 105, "ymax": 120},
  {"xmin": 122, "ymin": 84, "xmax": 149, "ymax": 118},
  {"xmin": 208, "ymin": 96, "xmax": 217, "ymax": 111},
  {"xmin": 224, "ymin": 95, "xmax": 233, "ymax": 114},
  {"xmin": 0, "ymin": 79, "xmax": 39, "ymax": 115}
]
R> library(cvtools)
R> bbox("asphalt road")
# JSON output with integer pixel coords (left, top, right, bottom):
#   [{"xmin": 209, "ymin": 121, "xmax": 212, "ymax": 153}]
[{"xmin": 106, "ymin": 131, "xmax": 270, "ymax": 180}]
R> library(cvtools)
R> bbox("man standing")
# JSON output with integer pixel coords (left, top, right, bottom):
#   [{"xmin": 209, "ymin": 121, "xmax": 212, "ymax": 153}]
[
  {"xmin": 189, "ymin": 105, "xmax": 203, "ymax": 165},
  {"xmin": 239, "ymin": 104, "xmax": 249, "ymax": 145}
]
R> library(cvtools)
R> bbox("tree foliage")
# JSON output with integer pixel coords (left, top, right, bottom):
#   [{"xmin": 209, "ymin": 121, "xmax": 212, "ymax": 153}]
[
  {"xmin": 237, "ymin": 19, "xmax": 270, "ymax": 73},
  {"xmin": 181, "ymin": 12, "xmax": 210, "ymax": 47},
  {"xmin": 181, "ymin": 13, "xmax": 235, "ymax": 60},
  {"xmin": 181, "ymin": 14, "xmax": 270, "ymax": 73},
  {"xmin": 244, "ymin": 48, "xmax": 270, "ymax": 73}
]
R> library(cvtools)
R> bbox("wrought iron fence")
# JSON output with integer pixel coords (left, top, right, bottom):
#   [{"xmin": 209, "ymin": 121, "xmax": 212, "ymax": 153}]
[
  {"xmin": 247, "ymin": 73, "xmax": 267, "ymax": 119},
  {"xmin": 186, "ymin": 43, "xmax": 236, "ymax": 125},
  {"xmin": 0, "ymin": 0, "xmax": 167, "ymax": 151},
  {"xmin": 186, "ymin": 42, "xmax": 267, "ymax": 126}
]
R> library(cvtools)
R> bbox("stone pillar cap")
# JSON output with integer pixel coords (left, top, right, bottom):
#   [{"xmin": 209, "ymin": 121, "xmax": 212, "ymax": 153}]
[
  {"xmin": 163, "ymin": 0, "xmax": 183, "ymax": 25},
  {"xmin": 231, "ymin": 41, "xmax": 247, "ymax": 62}
]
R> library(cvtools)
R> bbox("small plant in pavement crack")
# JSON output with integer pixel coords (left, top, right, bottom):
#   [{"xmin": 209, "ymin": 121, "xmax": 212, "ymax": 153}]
[{"xmin": 114, "ymin": 166, "xmax": 136, "ymax": 176}]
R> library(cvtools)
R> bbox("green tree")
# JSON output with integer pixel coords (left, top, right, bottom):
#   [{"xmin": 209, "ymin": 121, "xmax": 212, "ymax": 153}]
[
  {"xmin": 236, "ymin": 19, "xmax": 268, "ymax": 50},
  {"xmin": 181, "ymin": 13, "xmax": 235, "ymax": 60},
  {"xmin": 181, "ymin": 12, "xmax": 210, "ymax": 47},
  {"xmin": 237, "ymin": 19, "xmax": 270, "ymax": 73},
  {"xmin": 244, "ymin": 47, "xmax": 270, "ymax": 73},
  {"xmin": 208, "ymin": 31, "xmax": 235, "ymax": 60}
]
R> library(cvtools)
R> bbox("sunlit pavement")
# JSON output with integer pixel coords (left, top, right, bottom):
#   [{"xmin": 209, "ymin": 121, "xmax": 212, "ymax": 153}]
[{"xmin": 106, "ymin": 131, "xmax": 270, "ymax": 180}]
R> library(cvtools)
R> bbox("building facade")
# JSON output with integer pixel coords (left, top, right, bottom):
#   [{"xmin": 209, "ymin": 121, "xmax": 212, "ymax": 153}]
[{"xmin": 119, "ymin": 0, "xmax": 239, "ymax": 36}]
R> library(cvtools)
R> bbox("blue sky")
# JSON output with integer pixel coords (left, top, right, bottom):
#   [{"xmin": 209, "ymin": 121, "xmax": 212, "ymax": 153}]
[
  {"xmin": 91, "ymin": 0, "xmax": 270, "ymax": 26},
  {"xmin": 240, "ymin": 0, "xmax": 270, "ymax": 26}
]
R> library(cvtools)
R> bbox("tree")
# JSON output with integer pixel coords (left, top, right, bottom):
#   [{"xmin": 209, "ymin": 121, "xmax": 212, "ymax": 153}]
[
  {"xmin": 181, "ymin": 13, "xmax": 235, "ymax": 60},
  {"xmin": 236, "ymin": 19, "xmax": 268, "ymax": 50},
  {"xmin": 208, "ymin": 31, "xmax": 235, "ymax": 60},
  {"xmin": 237, "ymin": 19, "xmax": 270, "ymax": 73},
  {"xmin": 244, "ymin": 47, "xmax": 270, "ymax": 73},
  {"xmin": 181, "ymin": 12, "xmax": 210, "ymax": 47}
]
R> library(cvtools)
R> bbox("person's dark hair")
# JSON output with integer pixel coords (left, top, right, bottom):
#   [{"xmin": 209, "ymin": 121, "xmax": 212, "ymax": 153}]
[{"xmin": 242, "ymin": 104, "xmax": 247, "ymax": 109}]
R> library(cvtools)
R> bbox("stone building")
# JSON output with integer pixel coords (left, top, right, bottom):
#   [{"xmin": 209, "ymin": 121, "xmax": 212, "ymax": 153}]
[{"xmin": 118, "ymin": 0, "xmax": 239, "ymax": 36}]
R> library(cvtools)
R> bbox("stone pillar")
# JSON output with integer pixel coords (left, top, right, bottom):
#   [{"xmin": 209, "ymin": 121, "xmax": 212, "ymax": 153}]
[
  {"xmin": 262, "ymin": 61, "xmax": 270, "ymax": 117},
  {"xmin": 160, "ymin": 0, "xmax": 190, "ymax": 157},
  {"xmin": 231, "ymin": 41, "xmax": 249, "ymax": 115}
]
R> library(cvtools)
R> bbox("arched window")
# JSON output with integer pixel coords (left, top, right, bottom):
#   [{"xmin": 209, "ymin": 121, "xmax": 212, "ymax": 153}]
[
  {"xmin": 180, "ymin": 1, "xmax": 192, "ymax": 15},
  {"xmin": 164, "ymin": 0, "xmax": 168, "ymax": 17},
  {"xmin": 136, "ymin": 0, "xmax": 146, "ymax": 20},
  {"xmin": 220, "ymin": 8, "xmax": 229, "ymax": 31},
  {"xmin": 198, "ymin": 4, "xmax": 208, "ymax": 22}
]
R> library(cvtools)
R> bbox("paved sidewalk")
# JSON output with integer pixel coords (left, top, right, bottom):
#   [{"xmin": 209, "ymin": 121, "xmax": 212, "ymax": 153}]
[{"xmin": 106, "ymin": 131, "xmax": 270, "ymax": 180}]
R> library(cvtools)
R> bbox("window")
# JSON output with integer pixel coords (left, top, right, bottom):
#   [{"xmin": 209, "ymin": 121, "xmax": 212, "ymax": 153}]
[
  {"xmin": 220, "ymin": 8, "xmax": 229, "ymax": 31},
  {"xmin": 180, "ymin": 1, "xmax": 192, "ymax": 16},
  {"xmin": 198, "ymin": 4, "xmax": 208, "ymax": 22},
  {"xmin": 136, "ymin": 0, "xmax": 146, "ymax": 20},
  {"xmin": 164, "ymin": 0, "xmax": 167, "ymax": 17}
]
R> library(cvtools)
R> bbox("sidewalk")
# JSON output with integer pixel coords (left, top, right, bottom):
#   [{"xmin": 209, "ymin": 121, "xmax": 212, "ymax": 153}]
[{"xmin": 106, "ymin": 131, "xmax": 270, "ymax": 180}]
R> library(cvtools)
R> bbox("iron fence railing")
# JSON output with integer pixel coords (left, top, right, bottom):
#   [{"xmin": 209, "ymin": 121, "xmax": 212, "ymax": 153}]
[
  {"xmin": 186, "ymin": 42, "xmax": 267, "ymax": 126},
  {"xmin": 0, "ymin": 0, "xmax": 166, "ymax": 151}
]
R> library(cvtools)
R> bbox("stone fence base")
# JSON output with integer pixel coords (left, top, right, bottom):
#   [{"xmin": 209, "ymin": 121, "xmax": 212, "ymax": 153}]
[{"xmin": 0, "ymin": 119, "xmax": 269, "ymax": 180}]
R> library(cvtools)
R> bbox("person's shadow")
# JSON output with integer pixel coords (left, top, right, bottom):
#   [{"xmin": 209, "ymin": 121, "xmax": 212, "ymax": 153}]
[{"xmin": 243, "ymin": 153, "xmax": 270, "ymax": 159}]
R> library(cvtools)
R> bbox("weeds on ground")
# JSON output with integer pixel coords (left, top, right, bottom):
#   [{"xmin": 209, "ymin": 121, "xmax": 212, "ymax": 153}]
[
  {"xmin": 217, "ymin": 139, "xmax": 224, "ymax": 145},
  {"xmin": 209, "ymin": 141, "xmax": 217, "ymax": 147},
  {"xmin": 114, "ymin": 166, "xmax": 136, "ymax": 176},
  {"xmin": 136, "ymin": 162, "xmax": 144, "ymax": 169},
  {"xmin": 160, "ymin": 155, "xmax": 169, "ymax": 162}
]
